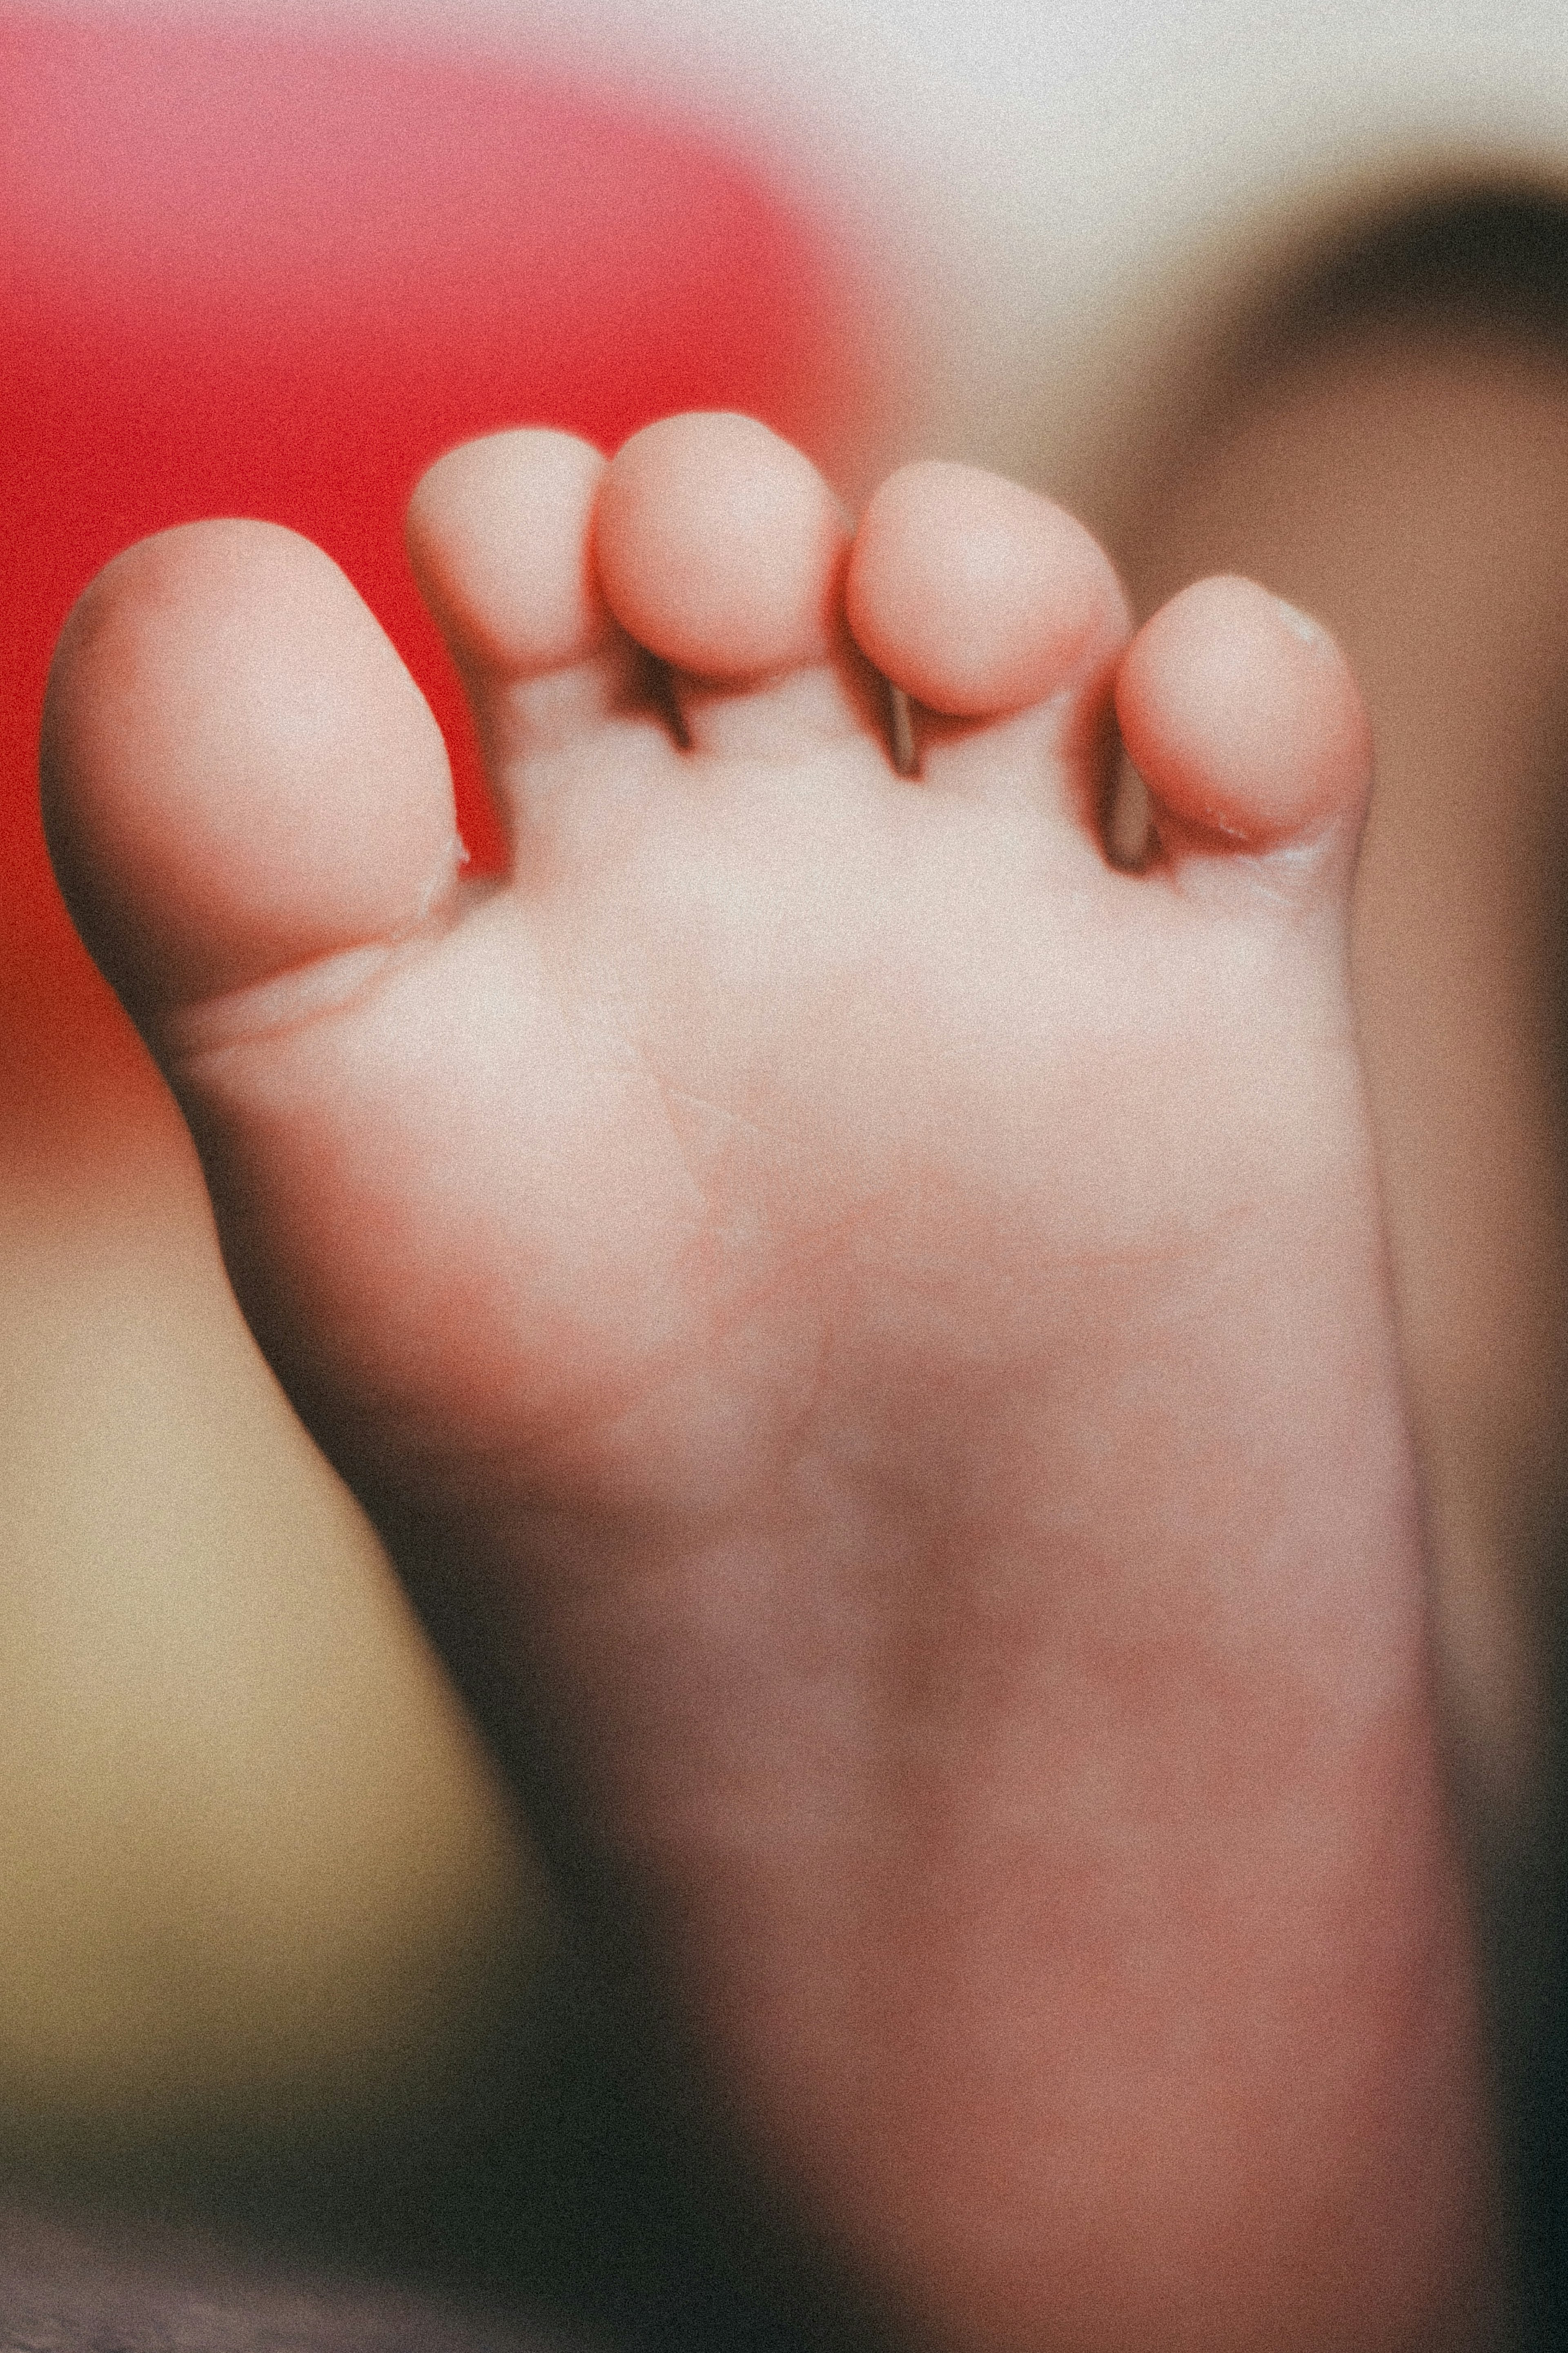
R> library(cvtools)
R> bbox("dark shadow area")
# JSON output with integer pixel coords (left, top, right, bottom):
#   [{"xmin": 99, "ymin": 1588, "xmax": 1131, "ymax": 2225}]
[{"xmin": 1123, "ymin": 179, "xmax": 1568, "ymax": 2353}]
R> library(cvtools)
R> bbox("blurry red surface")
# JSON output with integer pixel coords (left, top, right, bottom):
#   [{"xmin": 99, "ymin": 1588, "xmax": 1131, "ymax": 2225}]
[{"xmin": 1, "ymin": 7, "xmax": 862, "ymax": 1127}]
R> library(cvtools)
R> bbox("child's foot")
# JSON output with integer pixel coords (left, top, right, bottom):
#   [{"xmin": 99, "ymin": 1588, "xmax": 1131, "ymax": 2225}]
[{"xmin": 43, "ymin": 415, "xmax": 1498, "ymax": 2353}]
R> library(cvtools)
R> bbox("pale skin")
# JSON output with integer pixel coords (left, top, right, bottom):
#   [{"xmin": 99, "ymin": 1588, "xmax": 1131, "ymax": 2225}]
[{"xmin": 42, "ymin": 413, "xmax": 1500, "ymax": 2352}]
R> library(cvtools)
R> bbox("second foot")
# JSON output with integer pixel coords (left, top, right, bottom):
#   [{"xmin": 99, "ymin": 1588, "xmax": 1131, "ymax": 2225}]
[{"xmin": 44, "ymin": 415, "xmax": 1499, "ymax": 2352}]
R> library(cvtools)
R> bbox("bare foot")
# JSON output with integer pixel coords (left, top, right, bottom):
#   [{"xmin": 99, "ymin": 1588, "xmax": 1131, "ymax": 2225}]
[{"xmin": 42, "ymin": 413, "xmax": 1498, "ymax": 2352}]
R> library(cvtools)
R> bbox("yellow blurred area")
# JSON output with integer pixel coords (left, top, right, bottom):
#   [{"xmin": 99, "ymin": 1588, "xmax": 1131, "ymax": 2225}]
[{"xmin": 0, "ymin": 1062, "xmax": 550, "ymax": 2184}]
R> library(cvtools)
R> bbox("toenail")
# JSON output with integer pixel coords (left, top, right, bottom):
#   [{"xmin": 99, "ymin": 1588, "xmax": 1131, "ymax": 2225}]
[
  {"xmin": 414, "ymin": 833, "xmax": 468, "ymax": 923},
  {"xmin": 1276, "ymin": 597, "xmax": 1330, "ymax": 647}
]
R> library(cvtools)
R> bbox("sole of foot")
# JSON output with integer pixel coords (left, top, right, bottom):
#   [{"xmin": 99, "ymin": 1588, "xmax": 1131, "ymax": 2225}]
[{"xmin": 44, "ymin": 410, "xmax": 1500, "ymax": 2353}]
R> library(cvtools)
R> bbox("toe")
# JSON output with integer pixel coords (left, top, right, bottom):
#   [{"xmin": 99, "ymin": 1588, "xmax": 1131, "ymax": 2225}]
[
  {"xmin": 597, "ymin": 413, "xmax": 847, "ymax": 677},
  {"xmin": 846, "ymin": 460, "xmax": 1130, "ymax": 722},
  {"xmin": 844, "ymin": 462, "xmax": 1130, "ymax": 831},
  {"xmin": 407, "ymin": 429, "xmax": 646, "ymax": 766},
  {"xmin": 1115, "ymin": 576, "xmax": 1372, "ymax": 879},
  {"xmin": 42, "ymin": 520, "xmax": 460, "ymax": 1040},
  {"xmin": 595, "ymin": 413, "xmax": 871, "ymax": 761}
]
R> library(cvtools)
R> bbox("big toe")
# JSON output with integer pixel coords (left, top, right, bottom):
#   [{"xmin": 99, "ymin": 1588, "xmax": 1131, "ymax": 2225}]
[{"xmin": 42, "ymin": 521, "xmax": 460, "ymax": 1041}]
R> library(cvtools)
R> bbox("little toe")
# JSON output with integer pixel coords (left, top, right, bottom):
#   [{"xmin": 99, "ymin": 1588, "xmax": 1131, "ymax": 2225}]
[
  {"xmin": 594, "ymin": 412, "xmax": 874, "ymax": 762},
  {"xmin": 1115, "ymin": 575, "xmax": 1372, "ymax": 892},
  {"xmin": 407, "ymin": 429, "xmax": 648, "ymax": 769},
  {"xmin": 845, "ymin": 459, "xmax": 1131, "ymax": 829},
  {"xmin": 42, "ymin": 520, "xmax": 461, "ymax": 1049}
]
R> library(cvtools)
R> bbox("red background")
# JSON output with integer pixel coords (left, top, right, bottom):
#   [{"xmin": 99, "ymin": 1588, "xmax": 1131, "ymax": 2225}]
[{"xmin": 1, "ymin": 6, "xmax": 866, "ymax": 1130}]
